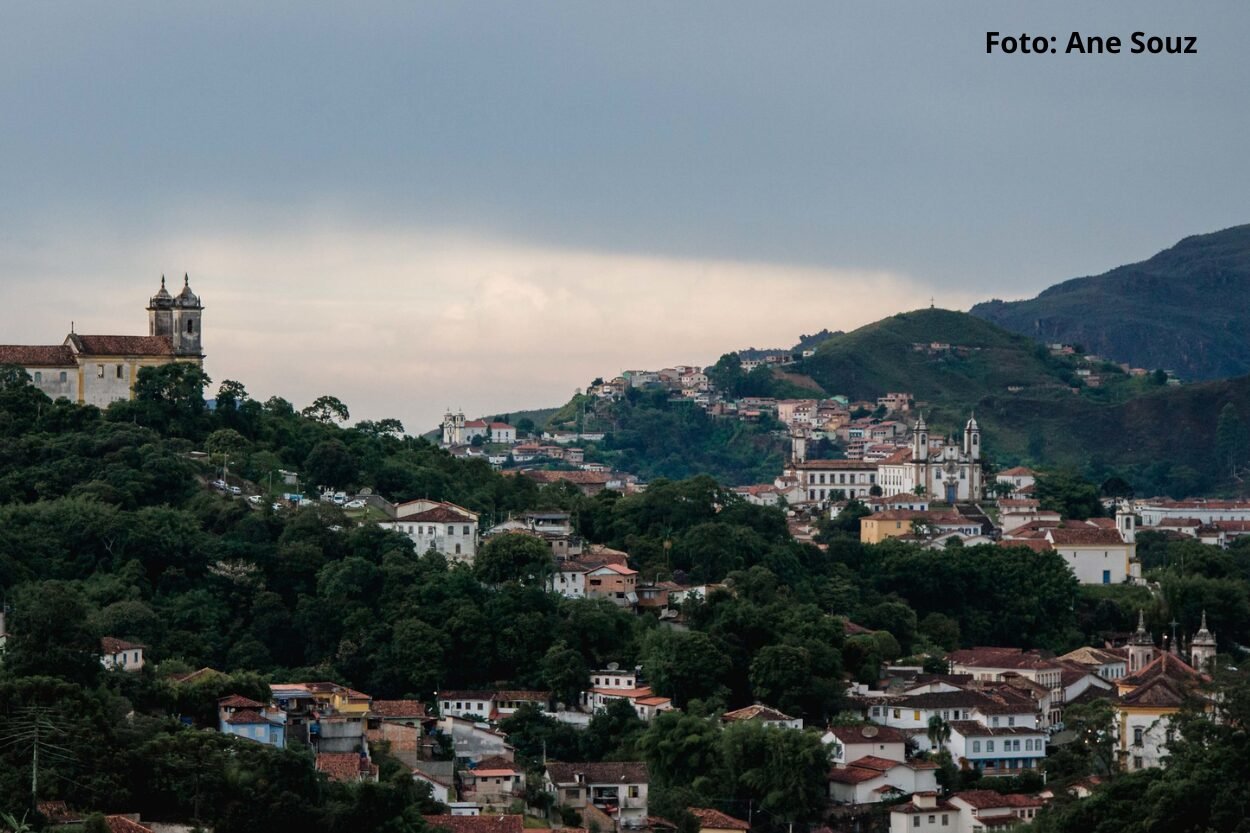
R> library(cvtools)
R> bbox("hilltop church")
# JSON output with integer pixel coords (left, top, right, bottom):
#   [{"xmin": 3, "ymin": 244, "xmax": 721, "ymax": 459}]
[{"xmin": 0, "ymin": 275, "xmax": 205, "ymax": 407}]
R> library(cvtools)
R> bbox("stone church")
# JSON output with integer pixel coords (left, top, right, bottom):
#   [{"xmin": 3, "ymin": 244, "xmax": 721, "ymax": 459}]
[{"xmin": 0, "ymin": 275, "xmax": 205, "ymax": 407}]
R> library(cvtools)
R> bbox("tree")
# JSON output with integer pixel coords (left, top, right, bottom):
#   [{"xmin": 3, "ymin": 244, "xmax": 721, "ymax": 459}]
[
  {"xmin": 1215, "ymin": 403, "xmax": 1248, "ymax": 478},
  {"xmin": 303, "ymin": 439, "xmax": 358, "ymax": 489},
  {"xmin": 927, "ymin": 714, "xmax": 951, "ymax": 752},
  {"xmin": 541, "ymin": 642, "xmax": 588, "ymax": 707},
  {"xmin": 474, "ymin": 534, "xmax": 553, "ymax": 585},
  {"xmin": 1035, "ymin": 470, "xmax": 1102, "ymax": 520},
  {"xmin": 641, "ymin": 630, "xmax": 732, "ymax": 708},
  {"xmin": 719, "ymin": 721, "xmax": 831, "ymax": 828},
  {"xmin": 301, "ymin": 395, "xmax": 351, "ymax": 425},
  {"xmin": 3, "ymin": 581, "xmax": 101, "ymax": 686}
]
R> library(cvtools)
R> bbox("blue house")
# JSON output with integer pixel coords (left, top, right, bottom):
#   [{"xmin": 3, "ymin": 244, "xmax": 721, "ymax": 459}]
[{"xmin": 218, "ymin": 694, "xmax": 286, "ymax": 748}]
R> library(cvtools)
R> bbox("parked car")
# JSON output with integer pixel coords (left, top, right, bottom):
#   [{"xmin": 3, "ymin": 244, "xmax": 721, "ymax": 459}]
[
  {"xmin": 247, "ymin": 495, "xmax": 264, "ymax": 505},
  {"xmin": 229, "ymin": 485, "xmax": 242, "ymax": 496},
  {"xmin": 211, "ymin": 479, "xmax": 226, "ymax": 490},
  {"xmin": 345, "ymin": 499, "xmax": 366, "ymax": 510}
]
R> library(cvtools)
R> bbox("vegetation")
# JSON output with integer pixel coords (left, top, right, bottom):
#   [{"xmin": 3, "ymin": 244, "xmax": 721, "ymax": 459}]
[{"xmin": 973, "ymin": 223, "xmax": 1250, "ymax": 382}]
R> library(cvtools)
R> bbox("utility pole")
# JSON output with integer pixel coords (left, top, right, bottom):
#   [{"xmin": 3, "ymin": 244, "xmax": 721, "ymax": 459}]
[{"xmin": 0, "ymin": 706, "xmax": 74, "ymax": 808}]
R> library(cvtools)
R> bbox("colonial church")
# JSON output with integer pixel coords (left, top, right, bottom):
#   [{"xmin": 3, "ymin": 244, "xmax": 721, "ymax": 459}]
[
  {"xmin": 0, "ymin": 275, "xmax": 205, "ymax": 407},
  {"xmin": 877, "ymin": 414, "xmax": 984, "ymax": 502}
]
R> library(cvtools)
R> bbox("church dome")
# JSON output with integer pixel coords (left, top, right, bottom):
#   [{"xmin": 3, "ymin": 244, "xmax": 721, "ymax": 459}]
[
  {"xmin": 175, "ymin": 274, "xmax": 202, "ymax": 308},
  {"xmin": 148, "ymin": 275, "xmax": 174, "ymax": 309}
]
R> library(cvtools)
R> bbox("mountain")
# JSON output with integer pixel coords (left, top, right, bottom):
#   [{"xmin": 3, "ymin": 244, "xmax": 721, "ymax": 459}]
[{"xmin": 970, "ymin": 224, "xmax": 1250, "ymax": 380}]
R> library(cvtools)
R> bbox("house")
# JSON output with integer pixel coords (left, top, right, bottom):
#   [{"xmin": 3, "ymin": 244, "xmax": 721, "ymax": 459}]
[
  {"xmin": 413, "ymin": 767, "xmax": 455, "ymax": 804},
  {"xmin": 887, "ymin": 792, "xmax": 957, "ymax": 833},
  {"xmin": 437, "ymin": 690, "xmax": 551, "ymax": 722},
  {"xmin": 859, "ymin": 509, "xmax": 984, "ymax": 545},
  {"xmin": 270, "ymin": 682, "xmax": 371, "ymax": 753},
  {"xmin": 100, "ymin": 637, "xmax": 145, "ymax": 672},
  {"xmin": 1137, "ymin": 498, "xmax": 1250, "ymax": 526},
  {"xmin": 423, "ymin": 815, "xmax": 524, "ymax": 833},
  {"xmin": 945, "ymin": 722, "xmax": 1048, "ymax": 776},
  {"xmin": 720, "ymin": 704, "xmax": 802, "ymax": 730},
  {"xmin": 368, "ymin": 700, "xmax": 435, "ymax": 765},
  {"xmin": 688, "ymin": 808, "xmax": 751, "ymax": 833},
  {"xmin": 549, "ymin": 561, "xmax": 590, "ymax": 598},
  {"xmin": 460, "ymin": 755, "xmax": 525, "ymax": 807},
  {"xmin": 316, "ymin": 751, "xmax": 380, "ymax": 783},
  {"xmin": 1002, "ymin": 511, "xmax": 1140, "ymax": 585},
  {"xmin": 218, "ymin": 694, "xmax": 286, "ymax": 748},
  {"xmin": 997, "ymin": 499, "xmax": 1060, "ymax": 533},
  {"xmin": 585, "ymin": 563, "xmax": 638, "ymax": 606},
  {"xmin": 827, "ymin": 756, "xmax": 940, "ymax": 805},
  {"xmin": 381, "ymin": 500, "xmax": 480, "ymax": 563},
  {"xmin": 823, "ymin": 724, "xmax": 908, "ymax": 766},
  {"xmin": 581, "ymin": 682, "xmax": 674, "ymax": 722},
  {"xmin": 947, "ymin": 790, "xmax": 1045, "ymax": 829},
  {"xmin": 947, "ymin": 648, "xmax": 1062, "ymax": 726},
  {"xmin": 489, "ymin": 423, "xmax": 518, "ymax": 444},
  {"xmin": 544, "ymin": 762, "xmax": 649, "ymax": 828},
  {"xmin": 784, "ymin": 459, "xmax": 879, "ymax": 503},
  {"xmin": 438, "ymin": 715, "xmax": 515, "ymax": 763},
  {"xmin": 995, "ymin": 466, "xmax": 1037, "ymax": 494},
  {"xmin": 1059, "ymin": 646, "xmax": 1128, "ymax": 681}
]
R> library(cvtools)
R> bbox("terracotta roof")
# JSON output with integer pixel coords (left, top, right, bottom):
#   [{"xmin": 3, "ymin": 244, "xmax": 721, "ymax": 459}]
[
  {"xmin": 105, "ymin": 817, "xmax": 154, "ymax": 833},
  {"xmin": 954, "ymin": 790, "xmax": 1044, "ymax": 809},
  {"xmin": 997, "ymin": 467, "xmax": 1036, "ymax": 477},
  {"xmin": 169, "ymin": 667, "xmax": 225, "ymax": 684},
  {"xmin": 892, "ymin": 800, "xmax": 957, "ymax": 815},
  {"xmin": 1120, "ymin": 675, "xmax": 1189, "ymax": 707},
  {"xmin": 1046, "ymin": 527, "xmax": 1126, "ymax": 546},
  {"xmin": 423, "ymin": 816, "xmax": 524, "ymax": 833},
  {"xmin": 825, "ymin": 724, "xmax": 908, "ymax": 744},
  {"xmin": 792, "ymin": 460, "xmax": 878, "ymax": 470},
  {"xmin": 316, "ymin": 752, "xmax": 377, "ymax": 782},
  {"xmin": 546, "ymin": 761, "xmax": 648, "ymax": 785},
  {"xmin": 404, "ymin": 507, "xmax": 477, "ymax": 523},
  {"xmin": 1122, "ymin": 652, "xmax": 1205, "ymax": 689},
  {"xmin": 948, "ymin": 648, "xmax": 1059, "ymax": 672},
  {"xmin": 101, "ymin": 637, "xmax": 144, "ymax": 654},
  {"xmin": 688, "ymin": 808, "xmax": 751, "ymax": 830},
  {"xmin": 224, "ymin": 708, "xmax": 274, "ymax": 725},
  {"xmin": 69, "ymin": 334, "xmax": 176, "ymax": 357},
  {"xmin": 721, "ymin": 704, "xmax": 795, "ymax": 723},
  {"xmin": 371, "ymin": 699, "xmax": 428, "ymax": 719},
  {"xmin": 472, "ymin": 755, "xmax": 521, "ymax": 773},
  {"xmin": 845, "ymin": 755, "xmax": 902, "ymax": 772},
  {"xmin": 1060, "ymin": 646, "xmax": 1126, "ymax": 667},
  {"xmin": 36, "ymin": 801, "xmax": 80, "ymax": 824},
  {"xmin": 0, "ymin": 344, "xmax": 76, "ymax": 366},
  {"xmin": 218, "ymin": 694, "xmax": 265, "ymax": 709}
]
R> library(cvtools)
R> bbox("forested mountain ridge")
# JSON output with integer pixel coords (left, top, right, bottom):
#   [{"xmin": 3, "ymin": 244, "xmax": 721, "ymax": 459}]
[{"xmin": 971, "ymin": 224, "xmax": 1250, "ymax": 381}]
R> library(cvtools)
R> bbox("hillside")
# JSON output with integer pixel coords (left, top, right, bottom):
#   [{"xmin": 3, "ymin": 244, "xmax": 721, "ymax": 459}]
[
  {"xmin": 797, "ymin": 308, "xmax": 1089, "ymax": 405},
  {"xmin": 971, "ymin": 224, "xmax": 1250, "ymax": 380}
]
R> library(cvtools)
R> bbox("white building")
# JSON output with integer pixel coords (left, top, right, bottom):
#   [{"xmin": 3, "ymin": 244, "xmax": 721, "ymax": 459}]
[
  {"xmin": 100, "ymin": 637, "xmax": 145, "ymax": 672},
  {"xmin": 381, "ymin": 500, "xmax": 479, "ymax": 563},
  {"xmin": 1138, "ymin": 498, "xmax": 1250, "ymax": 526},
  {"xmin": 877, "ymin": 415, "xmax": 984, "ymax": 502},
  {"xmin": 720, "ymin": 704, "xmax": 802, "ymax": 730},
  {"xmin": 828, "ymin": 757, "xmax": 939, "ymax": 805},
  {"xmin": 437, "ymin": 690, "xmax": 550, "ymax": 722},
  {"xmin": 544, "ymin": 762, "xmax": 649, "ymax": 827},
  {"xmin": 549, "ymin": 562, "xmax": 588, "ymax": 598}
]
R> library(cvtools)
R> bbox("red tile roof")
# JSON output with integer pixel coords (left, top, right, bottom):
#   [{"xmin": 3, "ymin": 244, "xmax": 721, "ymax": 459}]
[
  {"xmin": 953, "ymin": 790, "xmax": 1044, "ymax": 809},
  {"xmin": 721, "ymin": 704, "xmax": 795, "ymax": 723},
  {"xmin": 404, "ymin": 507, "xmax": 476, "ymax": 523},
  {"xmin": 371, "ymin": 699, "xmax": 428, "ymax": 719},
  {"xmin": 1046, "ymin": 527, "xmax": 1126, "ymax": 546},
  {"xmin": 688, "ymin": 808, "xmax": 751, "ymax": 831},
  {"xmin": 70, "ymin": 334, "xmax": 176, "ymax": 357},
  {"xmin": 546, "ymin": 761, "xmax": 648, "ymax": 785},
  {"xmin": 218, "ymin": 694, "xmax": 265, "ymax": 709},
  {"xmin": 316, "ymin": 752, "xmax": 377, "ymax": 782},
  {"xmin": 105, "ymin": 817, "xmax": 154, "ymax": 833},
  {"xmin": 845, "ymin": 755, "xmax": 902, "ymax": 772},
  {"xmin": 101, "ymin": 637, "xmax": 144, "ymax": 654},
  {"xmin": 423, "ymin": 816, "xmax": 524, "ymax": 833},
  {"xmin": 948, "ymin": 648, "xmax": 1059, "ymax": 671},
  {"xmin": 0, "ymin": 344, "xmax": 76, "ymax": 366},
  {"xmin": 825, "ymin": 724, "xmax": 908, "ymax": 744},
  {"xmin": 224, "ymin": 708, "xmax": 273, "ymax": 725}
]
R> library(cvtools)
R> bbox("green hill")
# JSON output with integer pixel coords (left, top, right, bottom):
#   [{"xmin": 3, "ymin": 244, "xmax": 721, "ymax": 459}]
[
  {"xmin": 971, "ymin": 224, "xmax": 1250, "ymax": 381},
  {"xmin": 798, "ymin": 307, "xmax": 1088, "ymax": 405}
]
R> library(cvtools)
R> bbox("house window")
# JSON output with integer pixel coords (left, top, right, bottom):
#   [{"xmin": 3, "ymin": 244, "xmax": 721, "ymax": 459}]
[
  {"xmin": 116, "ymin": 364, "xmax": 124, "ymax": 379},
  {"xmin": 96, "ymin": 364, "xmax": 104, "ymax": 378},
  {"xmin": 33, "ymin": 371, "xmax": 41, "ymax": 383},
  {"xmin": 1008, "ymin": 717, "xmax": 1015, "ymax": 727},
  {"xmin": 455, "ymin": 544, "xmax": 462, "ymax": 555},
  {"xmin": 972, "ymin": 741, "xmax": 981, "ymax": 753},
  {"xmin": 565, "ymin": 789, "xmax": 579, "ymax": 800},
  {"xmin": 942, "ymin": 815, "xmax": 949, "ymax": 826},
  {"xmin": 628, "ymin": 786, "xmax": 639, "ymax": 798},
  {"xmin": 913, "ymin": 819, "xmax": 919, "ymax": 828},
  {"xmin": 913, "ymin": 710, "xmax": 920, "ymax": 721},
  {"xmin": 463, "ymin": 525, "xmax": 470, "ymax": 534},
  {"xmin": 893, "ymin": 709, "xmax": 900, "ymax": 719},
  {"xmin": 1133, "ymin": 755, "xmax": 1143, "ymax": 770},
  {"xmin": 928, "ymin": 816, "xmax": 935, "ymax": 824},
  {"xmin": 1134, "ymin": 727, "xmax": 1144, "ymax": 746},
  {"xmin": 59, "ymin": 371, "xmax": 67, "ymax": 382},
  {"xmin": 871, "ymin": 706, "xmax": 881, "ymax": 716},
  {"xmin": 447, "ymin": 525, "xmax": 455, "ymax": 535},
  {"xmin": 986, "ymin": 741, "xmax": 994, "ymax": 752}
]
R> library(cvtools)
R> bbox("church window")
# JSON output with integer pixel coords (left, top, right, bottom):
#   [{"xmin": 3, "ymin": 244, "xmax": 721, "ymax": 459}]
[{"xmin": 187, "ymin": 318, "xmax": 195, "ymax": 334}]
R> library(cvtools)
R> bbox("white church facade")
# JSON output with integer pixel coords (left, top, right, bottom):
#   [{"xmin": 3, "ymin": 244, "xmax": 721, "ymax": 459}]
[
  {"xmin": 0, "ymin": 276, "xmax": 205, "ymax": 407},
  {"xmin": 877, "ymin": 414, "xmax": 984, "ymax": 502}
]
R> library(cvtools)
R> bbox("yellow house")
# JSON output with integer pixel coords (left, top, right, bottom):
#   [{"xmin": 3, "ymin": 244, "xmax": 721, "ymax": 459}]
[
  {"xmin": 306, "ymin": 682, "xmax": 373, "ymax": 714},
  {"xmin": 859, "ymin": 509, "xmax": 925, "ymax": 544}
]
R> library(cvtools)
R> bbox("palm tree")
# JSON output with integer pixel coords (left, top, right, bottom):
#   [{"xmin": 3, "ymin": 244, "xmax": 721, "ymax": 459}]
[{"xmin": 927, "ymin": 714, "xmax": 952, "ymax": 753}]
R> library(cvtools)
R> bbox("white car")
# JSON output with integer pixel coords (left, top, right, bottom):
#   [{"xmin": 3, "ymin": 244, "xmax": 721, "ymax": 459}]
[
  {"xmin": 229, "ymin": 485, "xmax": 242, "ymax": 496},
  {"xmin": 344, "ymin": 499, "xmax": 366, "ymax": 510},
  {"xmin": 247, "ymin": 495, "xmax": 264, "ymax": 505},
  {"xmin": 211, "ymin": 479, "xmax": 227, "ymax": 490}
]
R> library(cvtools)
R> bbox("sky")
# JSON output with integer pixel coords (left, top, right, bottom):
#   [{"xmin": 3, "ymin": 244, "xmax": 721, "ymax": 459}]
[{"xmin": 1, "ymin": 1, "xmax": 1247, "ymax": 432}]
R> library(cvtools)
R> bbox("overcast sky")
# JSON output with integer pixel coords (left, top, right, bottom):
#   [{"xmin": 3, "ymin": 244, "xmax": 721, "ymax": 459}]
[{"xmin": 1, "ymin": 2, "xmax": 1247, "ymax": 432}]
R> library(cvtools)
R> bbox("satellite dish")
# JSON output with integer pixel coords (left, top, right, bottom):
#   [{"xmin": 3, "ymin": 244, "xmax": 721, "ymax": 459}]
[
  {"xmin": 862, "ymin": 725, "xmax": 879, "ymax": 738},
  {"xmin": 606, "ymin": 661, "xmax": 620, "ymax": 671},
  {"xmin": 359, "ymin": 487, "xmax": 373, "ymax": 496}
]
